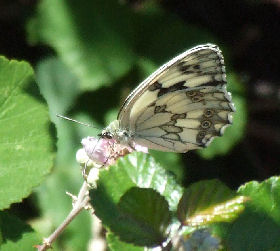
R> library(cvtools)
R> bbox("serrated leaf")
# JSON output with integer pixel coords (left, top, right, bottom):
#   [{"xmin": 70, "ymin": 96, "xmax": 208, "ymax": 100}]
[
  {"xmin": 177, "ymin": 180, "xmax": 247, "ymax": 226},
  {"xmin": 113, "ymin": 187, "xmax": 171, "ymax": 247},
  {"xmin": 213, "ymin": 177, "xmax": 280, "ymax": 251},
  {"xmin": 0, "ymin": 212, "xmax": 40, "ymax": 250},
  {"xmin": 27, "ymin": 0, "xmax": 135, "ymax": 91},
  {"xmin": 198, "ymin": 73, "xmax": 247, "ymax": 159},
  {"xmin": 0, "ymin": 56, "xmax": 54, "ymax": 210},
  {"xmin": 90, "ymin": 152, "xmax": 183, "ymax": 246},
  {"xmin": 91, "ymin": 152, "xmax": 183, "ymax": 210}
]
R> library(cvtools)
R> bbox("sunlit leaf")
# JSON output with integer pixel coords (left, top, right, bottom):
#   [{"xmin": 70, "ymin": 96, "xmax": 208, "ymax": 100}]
[
  {"xmin": 177, "ymin": 180, "xmax": 247, "ymax": 226},
  {"xmin": 213, "ymin": 176, "xmax": 280, "ymax": 250},
  {"xmin": 0, "ymin": 56, "xmax": 54, "ymax": 210}
]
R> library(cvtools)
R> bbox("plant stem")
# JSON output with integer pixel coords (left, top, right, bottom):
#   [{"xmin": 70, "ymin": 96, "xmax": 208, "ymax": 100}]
[{"xmin": 36, "ymin": 181, "xmax": 90, "ymax": 251}]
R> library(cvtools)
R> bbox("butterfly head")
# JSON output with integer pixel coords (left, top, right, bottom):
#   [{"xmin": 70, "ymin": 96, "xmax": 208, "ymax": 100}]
[
  {"xmin": 99, "ymin": 131, "xmax": 113, "ymax": 139},
  {"xmin": 100, "ymin": 120, "xmax": 119, "ymax": 139},
  {"xmin": 100, "ymin": 120, "xmax": 129, "ymax": 143}
]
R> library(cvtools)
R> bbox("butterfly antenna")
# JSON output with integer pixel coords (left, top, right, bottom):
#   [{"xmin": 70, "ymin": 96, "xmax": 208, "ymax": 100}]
[{"xmin": 56, "ymin": 114, "xmax": 100, "ymax": 129}]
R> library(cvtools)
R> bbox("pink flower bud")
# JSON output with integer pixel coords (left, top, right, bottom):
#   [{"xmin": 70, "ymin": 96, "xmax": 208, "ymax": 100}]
[{"xmin": 81, "ymin": 136, "xmax": 148, "ymax": 166}]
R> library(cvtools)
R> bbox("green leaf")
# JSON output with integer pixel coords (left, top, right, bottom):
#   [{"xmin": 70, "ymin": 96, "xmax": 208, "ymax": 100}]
[
  {"xmin": 177, "ymin": 180, "xmax": 247, "ymax": 226},
  {"xmin": 91, "ymin": 152, "xmax": 183, "ymax": 209},
  {"xmin": 149, "ymin": 150, "xmax": 184, "ymax": 183},
  {"xmin": 114, "ymin": 187, "xmax": 171, "ymax": 247},
  {"xmin": 36, "ymin": 57, "xmax": 80, "ymax": 116},
  {"xmin": 0, "ymin": 211, "xmax": 40, "ymax": 250},
  {"xmin": 90, "ymin": 152, "xmax": 183, "ymax": 246},
  {"xmin": 27, "ymin": 0, "xmax": 136, "ymax": 91},
  {"xmin": 107, "ymin": 231, "xmax": 144, "ymax": 251},
  {"xmin": 213, "ymin": 176, "xmax": 280, "ymax": 251},
  {"xmin": 198, "ymin": 73, "xmax": 247, "ymax": 159},
  {"xmin": 0, "ymin": 56, "xmax": 54, "ymax": 210}
]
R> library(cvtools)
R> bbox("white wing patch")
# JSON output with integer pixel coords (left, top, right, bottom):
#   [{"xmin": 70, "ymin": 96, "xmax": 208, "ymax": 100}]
[{"xmin": 106, "ymin": 44, "xmax": 235, "ymax": 153}]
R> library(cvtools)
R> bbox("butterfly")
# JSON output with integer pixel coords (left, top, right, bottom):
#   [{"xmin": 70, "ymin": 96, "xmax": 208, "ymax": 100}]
[{"xmin": 101, "ymin": 44, "xmax": 235, "ymax": 153}]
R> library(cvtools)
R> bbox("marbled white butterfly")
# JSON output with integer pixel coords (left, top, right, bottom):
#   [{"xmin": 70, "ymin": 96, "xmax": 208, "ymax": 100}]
[{"xmin": 101, "ymin": 44, "xmax": 235, "ymax": 153}]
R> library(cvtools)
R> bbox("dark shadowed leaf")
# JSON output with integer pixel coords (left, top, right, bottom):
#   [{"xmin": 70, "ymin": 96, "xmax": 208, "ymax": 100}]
[
  {"xmin": 0, "ymin": 212, "xmax": 40, "ymax": 250},
  {"xmin": 114, "ymin": 187, "xmax": 171, "ymax": 246}
]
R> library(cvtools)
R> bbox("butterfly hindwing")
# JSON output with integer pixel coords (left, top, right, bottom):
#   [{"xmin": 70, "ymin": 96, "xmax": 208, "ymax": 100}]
[
  {"xmin": 116, "ymin": 44, "xmax": 235, "ymax": 152},
  {"xmin": 132, "ymin": 87, "xmax": 234, "ymax": 152}
]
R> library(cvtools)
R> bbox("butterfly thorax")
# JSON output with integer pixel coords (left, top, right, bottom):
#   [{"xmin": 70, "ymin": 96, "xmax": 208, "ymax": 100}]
[{"xmin": 101, "ymin": 120, "xmax": 133, "ymax": 145}]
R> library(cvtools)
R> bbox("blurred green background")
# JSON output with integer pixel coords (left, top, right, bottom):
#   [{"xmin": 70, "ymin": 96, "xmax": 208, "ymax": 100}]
[{"xmin": 1, "ymin": 0, "xmax": 280, "ymax": 250}]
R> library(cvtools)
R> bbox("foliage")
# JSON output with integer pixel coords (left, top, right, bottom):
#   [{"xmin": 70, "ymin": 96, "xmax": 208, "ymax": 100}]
[
  {"xmin": 0, "ymin": 57, "xmax": 53, "ymax": 248},
  {"xmin": 0, "ymin": 0, "xmax": 279, "ymax": 250},
  {"xmin": 91, "ymin": 153, "xmax": 248, "ymax": 249}
]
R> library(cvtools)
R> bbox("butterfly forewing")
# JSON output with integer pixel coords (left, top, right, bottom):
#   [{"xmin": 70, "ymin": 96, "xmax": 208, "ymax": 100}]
[{"xmin": 117, "ymin": 44, "xmax": 235, "ymax": 152}]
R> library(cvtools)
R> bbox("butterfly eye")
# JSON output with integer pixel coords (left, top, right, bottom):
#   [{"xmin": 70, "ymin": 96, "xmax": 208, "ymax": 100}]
[
  {"xmin": 201, "ymin": 120, "xmax": 212, "ymax": 129},
  {"xmin": 204, "ymin": 109, "xmax": 214, "ymax": 118},
  {"xmin": 102, "ymin": 132, "xmax": 113, "ymax": 139}
]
